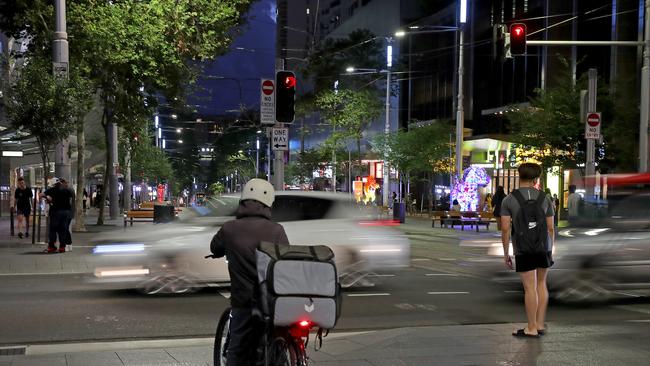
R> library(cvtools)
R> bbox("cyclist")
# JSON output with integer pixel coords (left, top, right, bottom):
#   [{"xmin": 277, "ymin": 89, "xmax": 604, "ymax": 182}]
[{"xmin": 210, "ymin": 178, "xmax": 289, "ymax": 366}]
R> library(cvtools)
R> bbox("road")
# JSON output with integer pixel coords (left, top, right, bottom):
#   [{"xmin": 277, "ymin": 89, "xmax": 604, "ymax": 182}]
[{"xmin": 1, "ymin": 220, "xmax": 650, "ymax": 345}]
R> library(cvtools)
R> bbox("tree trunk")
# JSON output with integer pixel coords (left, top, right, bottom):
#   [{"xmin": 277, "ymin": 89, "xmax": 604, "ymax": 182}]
[
  {"xmin": 97, "ymin": 114, "xmax": 110, "ymax": 226},
  {"xmin": 427, "ymin": 171, "xmax": 433, "ymax": 215},
  {"xmin": 124, "ymin": 145, "xmax": 132, "ymax": 211},
  {"xmin": 73, "ymin": 120, "xmax": 86, "ymax": 232}
]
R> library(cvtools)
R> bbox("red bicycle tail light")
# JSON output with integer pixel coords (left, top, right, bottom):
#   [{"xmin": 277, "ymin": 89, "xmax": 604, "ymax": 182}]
[{"xmin": 299, "ymin": 320, "xmax": 310, "ymax": 328}]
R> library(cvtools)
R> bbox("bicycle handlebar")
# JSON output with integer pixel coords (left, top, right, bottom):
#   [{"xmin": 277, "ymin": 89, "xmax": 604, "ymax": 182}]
[{"xmin": 205, "ymin": 254, "xmax": 217, "ymax": 259}]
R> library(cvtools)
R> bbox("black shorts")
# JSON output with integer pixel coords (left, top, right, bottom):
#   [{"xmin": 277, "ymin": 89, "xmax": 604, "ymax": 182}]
[
  {"xmin": 17, "ymin": 207, "xmax": 31, "ymax": 217},
  {"xmin": 515, "ymin": 251, "xmax": 553, "ymax": 273}
]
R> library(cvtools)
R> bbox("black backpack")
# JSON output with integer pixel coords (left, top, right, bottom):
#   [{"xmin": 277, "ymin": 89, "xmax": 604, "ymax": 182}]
[{"xmin": 511, "ymin": 190, "xmax": 548, "ymax": 255}]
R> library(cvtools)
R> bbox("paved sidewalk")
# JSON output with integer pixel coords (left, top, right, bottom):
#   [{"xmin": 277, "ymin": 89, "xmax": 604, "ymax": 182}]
[{"xmin": 1, "ymin": 322, "xmax": 649, "ymax": 365}]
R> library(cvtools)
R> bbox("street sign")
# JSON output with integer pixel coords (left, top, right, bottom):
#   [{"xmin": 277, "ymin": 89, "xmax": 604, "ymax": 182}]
[
  {"xmin": 585, "ymin": 112, "xmax": 601, "ymax": 139},
  {"xmin": 260, "ymin": 79, "xmax": 275, "ymax": 125},
  {"xmin": 272, "ymin": 127, "xmax": 288, "ymax": 151},
  {"xmin": 52, "ymin": 61, "xmax": 68, "ymax": 79}
]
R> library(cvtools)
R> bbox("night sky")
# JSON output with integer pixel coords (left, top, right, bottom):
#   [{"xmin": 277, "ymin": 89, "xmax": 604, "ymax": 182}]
[{"xmin": 191, "ymin": 0, "xmax": 277, "ymax": 116}]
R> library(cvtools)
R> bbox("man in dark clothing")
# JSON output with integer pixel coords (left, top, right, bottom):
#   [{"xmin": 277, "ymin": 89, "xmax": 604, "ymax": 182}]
[
  {"xmin": 14, "ymin": 177, "xmax": 33, "ymax": 239},
  {"xmin": 210, "ymin": 178, "xmax": 289, "ymax": 366},
  {"xmin": 500, "ymin": 163, "xmax": 555, "ymax": 338},
  {"xmin": 44, "ymin": 178, "xmax": 75, "ymax": 253}
]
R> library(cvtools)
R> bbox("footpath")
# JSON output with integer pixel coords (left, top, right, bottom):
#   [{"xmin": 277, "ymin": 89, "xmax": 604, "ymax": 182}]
[{"xmin": 1, "ymin": 213, "xmax": 649, "ymax": 365}]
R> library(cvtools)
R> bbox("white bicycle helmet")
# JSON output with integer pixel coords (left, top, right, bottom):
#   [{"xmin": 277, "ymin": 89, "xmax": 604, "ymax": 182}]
[{"xmin": 241, "ymin": 178, "xmax": 275, "ymax": 208}]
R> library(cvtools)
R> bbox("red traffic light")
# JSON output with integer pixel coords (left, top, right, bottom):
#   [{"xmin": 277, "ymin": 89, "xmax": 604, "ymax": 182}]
[
  {"xmin": 509, "ymin": 23, "xmax": 527, "ymax": 55},
  {"xmin": 284, "ymin": 75, "xmax": 296, "ymax": 89}
]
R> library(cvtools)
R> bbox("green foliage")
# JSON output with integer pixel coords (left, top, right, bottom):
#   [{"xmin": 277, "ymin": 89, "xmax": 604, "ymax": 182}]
[
  {"xmin": 208, "ymin": 182, "xmax": 225, "ymax": 196},
  {"xmin": 209, "ymin": 127, "xmax": 258, "ymax": 183},
  {"xmin": 130, "ymin": 138, "xmax": 174, "ymax": 184},
  {"xmin": 285, "ymin": 149, "xmax": 328, "ymax": 185},
  {"xmin": 371, "ymin": 121, "xmax": 454, "ymax": 175}
]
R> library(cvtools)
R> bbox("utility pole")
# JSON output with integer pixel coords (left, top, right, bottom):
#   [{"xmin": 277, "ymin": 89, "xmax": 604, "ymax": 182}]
[
  {"xmin": 109, "ymin": 122, "xmax": 119, "ymax": 219},
  {"xmin": 455, "ymin": 22, "xmax": 465, "ymax": 182},
  {"xmin": 53, "ymin": 0, "xmax": 71, "ymax": 182},
  {"xmin": 586, "ymin": 69, "xmax": 597, "ymax": 199},
  {"xmin": 640, "ymin": 0, "xmax": 650, "ymax": 172},
  {"xmin": 274, "ymin": 59, "xmax": 285, "ymax": 191},
  {"xmin": 382, "ymin": 39, "xmax": 393, "ymax": 207}
]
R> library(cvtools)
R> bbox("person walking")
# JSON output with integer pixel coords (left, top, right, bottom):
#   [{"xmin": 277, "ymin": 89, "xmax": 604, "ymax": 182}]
[
  {"xmin": 567, "ymin": 185, "xmax": 582, "ymax": 226},
  {"xmin": 43, "ymin": 178, "xmax": 75, "ymax": 253},
  {"xmin": 492, "ymin": 186, "xmax": 506, "ymax": 230},
  {"xmin": 13, "ymin": 177, "xmax": 33, "ymax": 239},
  {"xmin": 500, "ymin": 163, "xmax": 555, "ymax": 338}
]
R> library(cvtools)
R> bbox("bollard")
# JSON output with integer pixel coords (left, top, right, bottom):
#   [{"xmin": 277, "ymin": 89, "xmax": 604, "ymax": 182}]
[
  {"xmin": 31, "ymin": 190, "xmax": 38, "ymax": 245},
  {"xmin": 10, "ymin": 207, "xmax": 14, "ymax": 237}
]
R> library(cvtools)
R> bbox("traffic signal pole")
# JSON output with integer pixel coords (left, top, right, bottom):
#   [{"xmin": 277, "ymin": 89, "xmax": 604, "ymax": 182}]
[
  {"xmin": 53, "ymin": 0, "xmax": 71, "ymax": 182},
  {"xmin": 641, "ymin": 0, "xmax": 650, "ymax": 173}
]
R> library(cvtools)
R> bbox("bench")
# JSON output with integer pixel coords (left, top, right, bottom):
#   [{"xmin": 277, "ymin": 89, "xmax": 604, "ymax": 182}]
[
  {"xmin": 436, "ymin": 211, "xmax": 496, "ymax": 232},
  {"xmin": 124, "ymin": 204, "xmax": 183, "ymax": 226}
]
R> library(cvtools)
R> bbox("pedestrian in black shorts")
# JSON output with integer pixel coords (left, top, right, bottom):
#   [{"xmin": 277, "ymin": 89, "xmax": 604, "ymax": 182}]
[
  {"xmin": 13, "ymin": 177, "xmax": 33, "ymax": 239},
  {"xmin": 500, "ymin": 163, "xmax": 555, "ymax": 338}
]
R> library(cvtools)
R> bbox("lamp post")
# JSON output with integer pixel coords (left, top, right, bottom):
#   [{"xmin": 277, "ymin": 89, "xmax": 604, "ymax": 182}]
[{"xmin": 345, "ymin": 37, "xmax": 394, "ymax": 206}]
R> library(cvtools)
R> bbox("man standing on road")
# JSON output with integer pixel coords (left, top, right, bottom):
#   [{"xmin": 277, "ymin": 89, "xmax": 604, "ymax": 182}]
[
  {"xmin": 500, "ymin": 163, "xmax": 555, "ymax": 338},
  {"xmin": 13, "ymin": 177, "xmax": 33, "ymax": 239},
  {"xmin": 44, "ymin": 178, "xmax": 75, "ymax": 253}
]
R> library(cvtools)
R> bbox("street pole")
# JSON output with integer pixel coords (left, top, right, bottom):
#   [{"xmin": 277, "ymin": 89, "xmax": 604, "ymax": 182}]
[
  {"xmin": 274, "ymin": 58, "xmax": 285, "ymax": 191},
  {"xmin": 640, "ymin": 0, "xmax": 650, "ymax": 172},
  {"xmin": 53, "ymin": 0, "xmax": 71, "ymax": 182},
  {"xmin": 256, "ymin": 138, "xmax": 260, "ymax": 177},
  {"xmin": 586, "ymin": 69, "xmax": 597, "ymax": 198},
  {"xmin": 109, "ymin": 122, "xmax": 119, "ymax": 219},
  {"xmin": 455, "ymin": 25, "xmax": 465, "ymax": 183},
  {"xmin": 383, "ymin": 67, "xmax": 391, "ymax": 206}
]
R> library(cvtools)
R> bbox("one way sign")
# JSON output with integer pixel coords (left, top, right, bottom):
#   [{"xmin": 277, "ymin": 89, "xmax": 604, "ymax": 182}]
[{"xmin": 272, "ymin": 128, "xmax": 288, "ymax": 151}]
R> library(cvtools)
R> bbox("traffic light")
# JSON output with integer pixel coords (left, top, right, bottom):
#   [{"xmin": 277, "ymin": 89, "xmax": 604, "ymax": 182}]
[
  {"xmin": 275, "ymin": 70, "xmax": 296, "ymax": 123},
  {"xmin": 509, "ymin": 23, "xmax": 527, "ymax": 56}
]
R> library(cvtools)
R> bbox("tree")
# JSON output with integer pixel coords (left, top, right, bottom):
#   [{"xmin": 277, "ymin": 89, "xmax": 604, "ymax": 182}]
[
  {"xmin": 207, "ymin": 182, "xmax": 225, "ymax": 196},
  {"xmin": 285, "ymin": 148, "xmax": 328, "ymax": 186},
  {"xmin": 2, "ymin": 0, "xmax": 254, "ymax": 223},
  {"xmin": 372, "ymin": 121, "xmax": 454, "ymax": 211},
  {"xmin": 5, "ymin": 57, "xmax": 90, "ymax": 185}
]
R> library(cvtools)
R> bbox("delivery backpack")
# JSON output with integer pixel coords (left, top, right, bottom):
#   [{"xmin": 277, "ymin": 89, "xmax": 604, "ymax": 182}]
[{"xmin": 256, "ymin": 241, "xmax": 341, "ymax": 330}]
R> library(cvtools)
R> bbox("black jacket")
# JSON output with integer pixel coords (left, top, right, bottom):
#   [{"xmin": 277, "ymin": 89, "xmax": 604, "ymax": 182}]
[{"xmin": 210, "ymin": 200, "xmax": 289, "ymax": 308}]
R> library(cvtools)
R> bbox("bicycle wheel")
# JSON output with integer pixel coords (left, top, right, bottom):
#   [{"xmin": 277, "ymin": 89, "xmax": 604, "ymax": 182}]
[
  {"xmin": 269, "ymin": 336, "xmax": 298, "ymax": 366},
  {"xmin": 214, "ymin": 307, "xmax": 232, "ymax": 366}
]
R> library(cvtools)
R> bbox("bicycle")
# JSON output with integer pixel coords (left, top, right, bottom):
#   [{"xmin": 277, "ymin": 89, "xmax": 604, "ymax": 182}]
[{"xmin": 206, "ymin": 255, "xmax": 311, "ymax": 366}]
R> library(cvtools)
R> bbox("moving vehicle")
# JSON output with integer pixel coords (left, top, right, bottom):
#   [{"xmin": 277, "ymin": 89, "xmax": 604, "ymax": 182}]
[{"xmin": 90, "ymin": 192, "xmax": 410, "ymax": 294}]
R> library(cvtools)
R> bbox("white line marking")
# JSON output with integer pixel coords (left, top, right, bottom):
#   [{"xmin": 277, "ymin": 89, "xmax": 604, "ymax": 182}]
[
  {"xmin": 425, "ymin": 273, "xmax": 458, "ymax": 277},
  {"xmin": 427, "ymin": 291, "xmax": 469, "ymax": 295},
  {"xmin": 368, "ymin": 274, "xmax": 396, "ymax": 277},
  {"xmin": 219, "ymin": 291, "xmax": 231, "ymax": 299},
  {"xmin": 411, "ymin": 258, "xmax": 431, "ymax": 261},
  {"xmin": 347, "ymin": 293, "xmax": 391, "ymax": 297},
  {"xmin": 615, "ymin": 305, "xmax": 650, "ymax": 315},
  {"xmin": 438, "ymin": 258, "xmax": 456, "ymax": 261},
  {"xmin": 0, "ymin": 271, "xmax": 87, "ymax": 276}
]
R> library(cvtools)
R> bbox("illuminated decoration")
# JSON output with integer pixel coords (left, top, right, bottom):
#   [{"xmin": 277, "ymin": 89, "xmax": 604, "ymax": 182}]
[
  {"xmin": 362, "ymin": 176, "xmax": 380, "ymax": 205},
  {"xmin": 451, "ymin": 166, "xmax": 491, "ymax": 211},
  {"xmin": 353, "ymin": 181, "xmax": 364, "ymax": 203},
  {"xmin": 157, "ymin": 184, "xmax": 165, "ymax": 203}
]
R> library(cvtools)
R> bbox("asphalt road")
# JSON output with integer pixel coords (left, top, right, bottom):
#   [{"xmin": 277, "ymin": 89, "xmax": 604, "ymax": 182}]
[{"xmin": 1, "ymin": 221, "xmax": 650, "ymax": 346}]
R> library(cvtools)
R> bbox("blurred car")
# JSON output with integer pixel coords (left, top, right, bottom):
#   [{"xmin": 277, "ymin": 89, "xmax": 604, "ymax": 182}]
[
  {"xmin": 90, "ymin": 192, "xmax": 410, "ymax": 294},
  {"xmin": 485, "ymin": 186, "xmax": 650, "ymax": 303}
]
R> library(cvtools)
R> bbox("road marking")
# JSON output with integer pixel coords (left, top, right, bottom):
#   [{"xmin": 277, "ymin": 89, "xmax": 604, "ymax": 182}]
[
  {"xmin": 504, "ymin": 290, "xmax": 523, "ymax": 294},
  {"xmin": 411, "ymin": 258, "xmax": 431, "ymax": 261},
  {"xmin": 615, "ymin": 305, "xmax": 650, "ymax": 315},
  {"xmin": 347, "ymin": 293, "xmax": 391, "ymax": 297},
  {"xmin": 626, "ymin": 320, "xmax": 650, "ymax": 323},
  {"xmin": 425, "ymin": 273, "xmax": 458, "ymax": 277},
  {"xmin": 368, "ymin": 274, "xmax": 396, "ymax": 277},
  {"xmin": 0, "ymin": 271, "xmax": 87, "ymax": 276},
  {"xmin": 427, "ymin": 291, "xmax": 470, "ymax": 295},
  {"xmin": 218, "ymin": 291, "xmax": 231, "ymax": 299},
  {"xmin": 438, "ymin": 258, "xmax": 456, "ymax": 261}
]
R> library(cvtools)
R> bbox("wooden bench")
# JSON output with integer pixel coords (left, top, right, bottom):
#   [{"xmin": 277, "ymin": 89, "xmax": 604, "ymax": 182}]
[
  {"xmin": 431, "ymin": 211, "xmax": 447, "ymax": 228},
  {"xmin": 124, "ymin": 203, "xmax": 183, "ymax": 226},
  {"xmin": 435, "ymin": 211, "xmax": 496, "ymax": 232}
]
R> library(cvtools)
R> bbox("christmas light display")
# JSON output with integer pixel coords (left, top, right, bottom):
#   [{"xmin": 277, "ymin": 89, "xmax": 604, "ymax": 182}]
[{"xmin": 451, "ymin": 166, "xmax": 491, "ymax": 211}]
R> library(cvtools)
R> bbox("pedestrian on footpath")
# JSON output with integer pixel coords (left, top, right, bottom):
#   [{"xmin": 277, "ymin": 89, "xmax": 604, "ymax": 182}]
[
  {"xmin": 567, "ymin": 185, "xmax": 582, "ymax": 226},
  {"xmin": 13, "ymin": 177, "xmax": 33, "ymax": 239},
  {"xmin": 61, "ymin": 179, "xmax": 76, "ymax": 249},
  {"xmin": 43, "ymin": 178, "xmax": 75, "ymax": 253},
  {"xmin": 500, "ymin": 163, "xmax": 555, "ymax": 338},
  {"xmin": 492, "ymin": 186, "xmax": 506, "ymax": 230}
]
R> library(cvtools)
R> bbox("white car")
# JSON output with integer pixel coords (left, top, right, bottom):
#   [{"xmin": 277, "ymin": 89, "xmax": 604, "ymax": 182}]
[{"xmin": 90, "ymin": 192, "xmax": 410, "ymax": 294}]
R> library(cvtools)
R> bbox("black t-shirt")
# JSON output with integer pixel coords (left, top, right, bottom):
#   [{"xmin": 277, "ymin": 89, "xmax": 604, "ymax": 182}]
[
  {"xmin": 14, "ymin": 187, "xmax": 33, "ymax": 210},
  {"xmin": 45, "ymin": 186, "xmax": 74, "ymax": 212}
]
